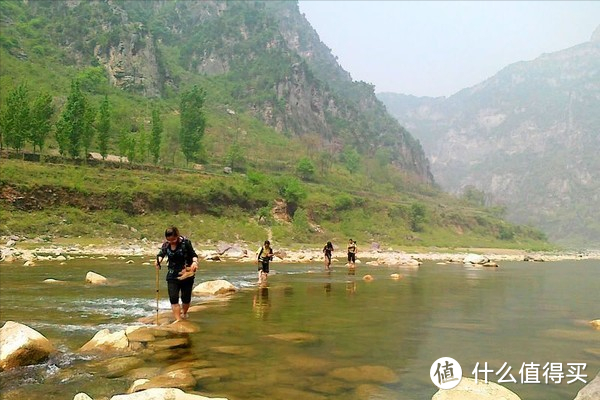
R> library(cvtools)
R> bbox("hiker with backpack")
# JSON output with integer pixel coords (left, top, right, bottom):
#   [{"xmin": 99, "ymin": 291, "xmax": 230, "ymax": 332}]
[
  {"xmin": 323, "ymin": 241, "xmax": 334, "ymax": 270},
  {"xmin": 155, "ymin": 226, "xmax": 199, "ymax": 322},
  {"xmin": 256, "ymin": 240, "xmax": 274, "ymax": 284},
  {"xmin": 347, "ymin": 239, "xmax": 357, "ymax": 268}
]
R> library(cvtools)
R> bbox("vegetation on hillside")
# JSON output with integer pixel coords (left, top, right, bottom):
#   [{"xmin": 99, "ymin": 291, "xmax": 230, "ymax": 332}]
[
  {"xmin": 0, "ymin": 0, "xmax": 552, "ymax": 250},
  {"xmin": 0, "ymin": 158, "xmax": 551, "ymax": 251}
]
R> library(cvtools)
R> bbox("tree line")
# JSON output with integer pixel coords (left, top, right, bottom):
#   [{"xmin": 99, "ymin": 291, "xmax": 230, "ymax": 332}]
[{"xmin": 0, "ymin": 80, "xmax": 206, "ymax": 165}]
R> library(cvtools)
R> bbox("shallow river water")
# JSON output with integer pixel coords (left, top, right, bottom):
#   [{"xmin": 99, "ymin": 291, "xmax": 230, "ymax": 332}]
[{"xmin": 0, "ymin": 257, "xmax": 598, "ymax": 400}]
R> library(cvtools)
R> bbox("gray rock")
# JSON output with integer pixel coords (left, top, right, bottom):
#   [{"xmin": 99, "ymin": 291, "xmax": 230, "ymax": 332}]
[{"xmin": 574, "ymin": 371, "xmax": 600, "ymax": 400}]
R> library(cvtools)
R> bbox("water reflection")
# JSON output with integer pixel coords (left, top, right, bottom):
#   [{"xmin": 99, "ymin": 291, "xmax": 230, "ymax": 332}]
[{"xmin": 252, "ymin": 286, "xmax": 270, "ymax": 320}]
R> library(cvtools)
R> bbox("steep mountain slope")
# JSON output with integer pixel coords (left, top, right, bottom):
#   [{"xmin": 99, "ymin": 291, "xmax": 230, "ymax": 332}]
[
  {"xmin": 0, "ymin": 0, "xmax": 431, "ymax": 183},
  {"xmin": 379, "ymin": 31, "xmax": 600, "ymax": 248},
  {"xmin": 0, "ymin": 0, "xmax": 553, "ymax": 248}
]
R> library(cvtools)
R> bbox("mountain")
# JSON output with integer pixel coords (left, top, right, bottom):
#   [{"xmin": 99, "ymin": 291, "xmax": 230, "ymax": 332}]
[
  {"xmin": 379, "ymin": 29, "xmax": 600, "ymax": 249},
  {"xmin": 0, "ymin": 0, "xmax": 551, "ymax": 249},
  {"xmin": 0, "ymin": 0, "xmax": 432, "ymax": 183}
]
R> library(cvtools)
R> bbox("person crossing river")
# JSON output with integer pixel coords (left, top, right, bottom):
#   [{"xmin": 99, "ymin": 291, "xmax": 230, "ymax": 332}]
[{"xmin": 155, "ymin": 226, "xmax": 199, "ymax": 322}]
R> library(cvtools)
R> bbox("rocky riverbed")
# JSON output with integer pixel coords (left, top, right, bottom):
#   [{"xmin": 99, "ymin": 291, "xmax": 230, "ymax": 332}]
[{"xmin": 1, "ymin": 236, "xmax": 599, "ymax": 266}]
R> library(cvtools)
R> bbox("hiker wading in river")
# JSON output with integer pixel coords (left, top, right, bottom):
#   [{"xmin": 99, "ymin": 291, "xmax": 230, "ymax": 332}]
[{"xmin": 155, "ymin": 226, "xmax": 199, "ymax": 322}]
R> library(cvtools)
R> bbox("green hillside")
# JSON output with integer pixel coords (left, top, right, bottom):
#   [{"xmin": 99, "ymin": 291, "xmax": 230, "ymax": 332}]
[{"xmin": 0, "ymin": 0, "xmax": 552, "ymax": 250}]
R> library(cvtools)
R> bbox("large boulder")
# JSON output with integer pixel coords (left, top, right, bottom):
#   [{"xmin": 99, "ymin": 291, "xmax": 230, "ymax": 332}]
[
  {"xmin": 192, "ymin": 280, "xmax": 237, "ymax": 296},
  {"xmin": 463, "ymin": 254, "xmax": 490, "ymax": 265},
  {"xmin": 79, "ymin": 329, "xmax": 130, "ymax": 352},
  {"xmin": 574, "ymin": 371, "xmax": 600, "ymax": 400},
  {"xmin": 0, "ymin": 321, "xmax": 55, "ymax": 371},
  {"xmin": 111, "ymin": 387, "xmax": 228, "ymax": 400},
  {"xmin": 432, "ymin": 377, "xmax": 521, "ymax": 399}
]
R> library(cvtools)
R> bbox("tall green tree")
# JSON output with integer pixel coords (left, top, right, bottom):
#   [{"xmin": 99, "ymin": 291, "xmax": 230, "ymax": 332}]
[
  {"xmin": 150, "ymin": 107, "xmax": 162, "ymax": 164},
  {"xmin": 117, "ymin": 129, "xmax": 131, "ymax": 162},
  {"xmin": 81, "ymin": 101, "xmax": 96, "ymax": 159},
  {"xmin": 97, "ymin": 96, "xmax": 110, "ymax": 159},
  {"xmin": 341, "ymin": 146, "xmax": 361, "ymax": 173},
  {"xmin": 179, "ymin": 85, "xmax": 206, "ymax": 164},
  {"xmin": 226, "ymin": 141, "xmax": 246, "ymax": 172},
  {"xmin": 29, "ymin": 92, "xmax": 54, "ymax": 154},
  {"xmin": 126, "ymin": 133, "xmax": 136, "ymax": 164},
  {"xmin": 0, "ymin": 83, "xmax": 30, "ymax": 153},
  {"xmin": 409, "ymin": 202, "xmax": 427, "ymax": 232},
  {"xmin": 57, "ymin": 80, "xmax": 86, "ymax": 158},
  {"xmin": 137, "ymin": 127, "xmax": 149, "ymax": 163},
  {"xmin": 296, "ymin": 157, "xmax": 315, "ymax": 181}
]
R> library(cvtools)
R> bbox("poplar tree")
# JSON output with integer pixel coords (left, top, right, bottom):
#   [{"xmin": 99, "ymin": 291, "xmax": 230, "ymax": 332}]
[
  {"xmin": 81, "ymin": 101, "xmax": 96, "ymax": 159},
  {"xmin": 179, "ymin": 85, "xmax": 206, "ymax": 164},
  {"xmin": 150, "ymin": 107, "xmax": 162, "ymax": 164},
  {"xmin": 97, "ymin": 96, "xmax": 110, "ymax": 159},
  {"xmin": 29, "ymin": 92, "xmax": 54, "ymax": 154},
  {"xmin": 57, "ymin": 80, "xmax": 86, "ymax": 158},
  {"xmin": 0, "ymin": 83, "xmax": 30, "ymax": 153}
]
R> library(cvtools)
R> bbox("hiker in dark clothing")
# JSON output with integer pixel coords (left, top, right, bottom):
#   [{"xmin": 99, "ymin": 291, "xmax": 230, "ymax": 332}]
[
  {"xmin": 323, "ymin": 241, "xmax": 334, "ymax": 270},
  {"xmin": 256, "ymin": 240, "xmax": 274, "ymax": 284},
  {"xmin": 155, "ymin": 226, "xmax": 199, "ymax": 322}
]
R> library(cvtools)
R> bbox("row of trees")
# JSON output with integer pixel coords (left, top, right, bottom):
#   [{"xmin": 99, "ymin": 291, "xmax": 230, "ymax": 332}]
[{"xmin": 0, "ymin": 80, "xmax": 206, "ymax": 165}]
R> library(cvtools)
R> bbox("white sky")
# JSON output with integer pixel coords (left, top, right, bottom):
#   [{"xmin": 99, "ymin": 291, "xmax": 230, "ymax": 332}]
[{"xmin": 298, "ymin": 1, "xmax": 600, "ymax": 97}]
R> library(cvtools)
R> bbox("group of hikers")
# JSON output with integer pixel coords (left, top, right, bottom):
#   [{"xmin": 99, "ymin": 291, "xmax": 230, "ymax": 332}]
[{"xmin": 155, "ymin": 226, "xmax": 358, "ymax": 322}]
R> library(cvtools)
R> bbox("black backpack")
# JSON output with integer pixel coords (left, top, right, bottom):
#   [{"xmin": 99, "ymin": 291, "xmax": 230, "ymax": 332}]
[{"xmin": 161, "ymin": 236, "xmax": 192, "ymax": 265}]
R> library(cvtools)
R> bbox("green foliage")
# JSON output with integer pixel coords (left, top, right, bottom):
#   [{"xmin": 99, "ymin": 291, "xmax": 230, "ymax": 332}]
[
  {"xmin": 179, "ymin": 85, "xmax": 206, "ymax": 164},
  {"xmin": 292, "ymin": 207, "xmax": 311, "ymax": 241},
  {"xmin": 56, "ymin": 80, "xmax": 87, "ymax": 158},
  {"xmin": 296, "ymin": 157, "xmax": 315, "ymax": 181},
  {"xmin": 77, "ymin": 66, "xmax": 108, "ymax": 93},
  {"xmin": 1, "ymin": 83, "xmax": 30, "ymax": 152},
  {"xmin": 333, "ymin": 194, "xmax": 355, "ymax": 211},
  {"xmin": 0, "ymin": 1, "xmax": 555, "ymax": 250},
  {"xmin": 226, "ymin": 141, "xmax": 246, "ymax": 172},
  {"xmin": 150, "ymin": 107, "xmax": 162, "ymax": 164},
  {"xmin": 0, "ymin": 159, "xmax": 553, "ymax": 250},
  {"xmin": 29, "ymin": 92, "xmax": 54, "ymax": 153},
  {"xmin": 498, "ymin": 225, "xmax": 515, "ymax": 240},
  {"xmin": 341, "ymin": 146, "xmax": 360, "ymax": 173},
  {"xmin": 409, "ymin": 202, "xmax": 427, "ymax": 232},
  {"xmin": 462, "ymin": 185, "xmax": 486, "ymax": 207},
  {"xmin": 277, "ymin": 176, "xmax": 307, "ymax": 216},
  {"xmin": 97, "ymin": 96, "xmax": 110, "ymax": 158},
  {"xmin": 81, "ymin": 102, "xmax": 96, "ymax": 157}
]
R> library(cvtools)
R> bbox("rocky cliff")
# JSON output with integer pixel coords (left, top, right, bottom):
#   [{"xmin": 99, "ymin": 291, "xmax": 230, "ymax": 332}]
[
  {"xmin": 379, "ymin": 28, "xmax": 600, "ymax": 248},
  {"xmin": 11, "ymin": 0, "xmax": 431, "ymax": 183}
]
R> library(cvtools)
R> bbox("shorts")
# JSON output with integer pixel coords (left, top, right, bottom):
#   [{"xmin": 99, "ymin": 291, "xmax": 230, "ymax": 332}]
[
  {"xmin": 259, "ymin": 261, "xmax": 270, "ymax": 274},
  {"xmin": 167, "ymin": 278, "xmax": 194, "ymax": 305},
  {"xmin": 347, "ymin": 252, "xmax": 356, "ymax": 263}
]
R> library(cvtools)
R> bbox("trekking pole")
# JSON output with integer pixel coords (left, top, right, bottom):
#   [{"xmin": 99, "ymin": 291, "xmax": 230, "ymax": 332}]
[{"xmin": 155, "ymin": 256, "xmax": 161, "ymax": 326}]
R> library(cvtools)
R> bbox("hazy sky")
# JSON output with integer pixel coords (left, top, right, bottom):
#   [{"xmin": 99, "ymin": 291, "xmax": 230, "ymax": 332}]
[{"xmin": 298, "ymin": 1, "xmax": 600, "ymax": 97}]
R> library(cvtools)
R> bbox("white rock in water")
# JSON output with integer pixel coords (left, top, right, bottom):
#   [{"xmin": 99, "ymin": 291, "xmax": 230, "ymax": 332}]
[{"xmin": 85, "ymin": 271, "xmax": 108, "ymax": 284}]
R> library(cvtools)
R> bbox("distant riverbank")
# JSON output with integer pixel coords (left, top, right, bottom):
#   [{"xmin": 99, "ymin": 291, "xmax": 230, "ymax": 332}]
[{"xmin": 2, "ymin": 236, "xmax": 599, "ymax": 264}]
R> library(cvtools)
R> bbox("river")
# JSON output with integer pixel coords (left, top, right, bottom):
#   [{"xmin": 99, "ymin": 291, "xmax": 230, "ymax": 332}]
[{"xmin": 0, "ymin": 257, "xmax": 598, "ymax": 399}]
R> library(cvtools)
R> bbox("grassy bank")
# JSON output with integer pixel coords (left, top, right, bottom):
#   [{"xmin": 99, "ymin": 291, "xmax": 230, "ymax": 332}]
[{"xmin": 0, "ymin": 157, "xmax": 554, "ymax": 251}]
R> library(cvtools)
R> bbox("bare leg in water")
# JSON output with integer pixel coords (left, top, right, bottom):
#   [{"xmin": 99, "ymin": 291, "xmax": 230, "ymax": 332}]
[{"xmin": 171, "ymin": 303, "xmax": 182, "ymax": 322}]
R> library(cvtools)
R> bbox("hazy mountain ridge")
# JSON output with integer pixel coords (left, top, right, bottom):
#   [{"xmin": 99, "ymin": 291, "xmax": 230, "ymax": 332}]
[{"xmin": 379, "ymin": 33, "xmax": 600, "ymax": 248}]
